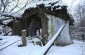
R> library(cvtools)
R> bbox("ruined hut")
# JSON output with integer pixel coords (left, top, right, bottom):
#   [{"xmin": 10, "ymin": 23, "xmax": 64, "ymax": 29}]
[{"xmin": 7, "ymin": 1, "xmax": 73, "ymax": 45}]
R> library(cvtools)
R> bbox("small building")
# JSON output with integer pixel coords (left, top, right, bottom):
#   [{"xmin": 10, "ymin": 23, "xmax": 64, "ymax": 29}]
[{"xmin": 8, "ymin": 1, "xmax": 73, "ymax": 45}]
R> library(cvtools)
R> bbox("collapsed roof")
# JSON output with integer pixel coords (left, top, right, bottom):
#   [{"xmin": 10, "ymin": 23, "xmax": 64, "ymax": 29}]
[{"xmin": 21, "ymin": 0, "xmax": 71, "ymax": 21}]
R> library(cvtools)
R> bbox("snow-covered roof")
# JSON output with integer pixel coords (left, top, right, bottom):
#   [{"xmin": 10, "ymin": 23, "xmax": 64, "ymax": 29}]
[
  {"xmin": 1, "ymin": 0, "xmax": 72, "ymax": 27},
  {"xmin": 13, "ymin": 0, "xmax": 66, "ymax": 18},
  {"xmin": 26, "ymin": 0, "xmax": 65, "ymax": 8},
  {"xmin": 21, "ymin": 0, "xmax": 71, "ymax": 21},
  {"xmin": 2, "ymin": 0, "xmax": 70, "ymax": 20}
]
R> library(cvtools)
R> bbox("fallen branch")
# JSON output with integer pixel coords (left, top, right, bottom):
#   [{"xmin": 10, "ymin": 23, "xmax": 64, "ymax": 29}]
[
  {"xmin": 0, "ymin": 41, "xmax": 8, "ymax": 46},
  {"xmin": 37, "ymin": 23, "xmax": 66, "ymax": 55},
  {"xmin": 0, "ymin": 40, "xmax": 20, "ymax": 51}
]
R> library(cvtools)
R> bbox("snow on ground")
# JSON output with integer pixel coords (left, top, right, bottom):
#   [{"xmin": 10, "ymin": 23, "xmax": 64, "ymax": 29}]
[{"xmin": 0, "ymin": 36, "xmax": 84, "ymax": 55}]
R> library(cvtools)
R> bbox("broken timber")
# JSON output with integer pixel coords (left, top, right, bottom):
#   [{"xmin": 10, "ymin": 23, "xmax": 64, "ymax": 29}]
[
  {"xmin": 37, "ymin": 23, "xmax": 66, "ymax": 55},
  {"xmin": 37, "ymin": 5, "xmax": 48, "ymax": 46}
]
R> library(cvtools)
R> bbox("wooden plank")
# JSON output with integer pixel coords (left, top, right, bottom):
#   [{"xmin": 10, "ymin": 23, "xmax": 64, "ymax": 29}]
[{"xmin": 39, "ymin": 14, "xmax": 48, "ymax": 46}]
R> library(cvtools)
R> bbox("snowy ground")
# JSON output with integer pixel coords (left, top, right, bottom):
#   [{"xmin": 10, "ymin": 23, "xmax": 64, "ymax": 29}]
[{"xmin": 0, "ymin": 36, "xmax": 85, "ymax": 55}]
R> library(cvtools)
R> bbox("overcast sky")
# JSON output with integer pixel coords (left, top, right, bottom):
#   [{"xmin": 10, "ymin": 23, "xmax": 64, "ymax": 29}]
[{"xmin": 62, "ymin": 0, "xmax": 79, "ymax": 7}]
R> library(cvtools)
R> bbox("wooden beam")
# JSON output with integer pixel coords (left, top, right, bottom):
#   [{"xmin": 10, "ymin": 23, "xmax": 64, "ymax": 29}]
[
  {"xmin": 40, "ymin": 14, "xmax": 48, "ymax": 46},
  {"xmin": 37, "ymin": 5, "xmax": 49, "ymax": 46},
  {"xmin": 12, "ymin": 20, "xmax": 22, "ymax": 35}
]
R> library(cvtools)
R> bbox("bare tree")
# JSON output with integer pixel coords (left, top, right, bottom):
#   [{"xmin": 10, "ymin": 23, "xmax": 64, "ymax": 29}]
[
  {"xmin": 74, "ymin": 1, "xmax": 85, "ymax": 27},
  {"xmin": 0, "ymin": 0, "xmax": 33, "ymax": 35}
]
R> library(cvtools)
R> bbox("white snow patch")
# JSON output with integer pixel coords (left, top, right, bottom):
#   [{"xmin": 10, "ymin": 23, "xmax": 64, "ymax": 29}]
[{"xmin": 0, "ymin": 36, "xmax": 84, "ymax": 55}]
